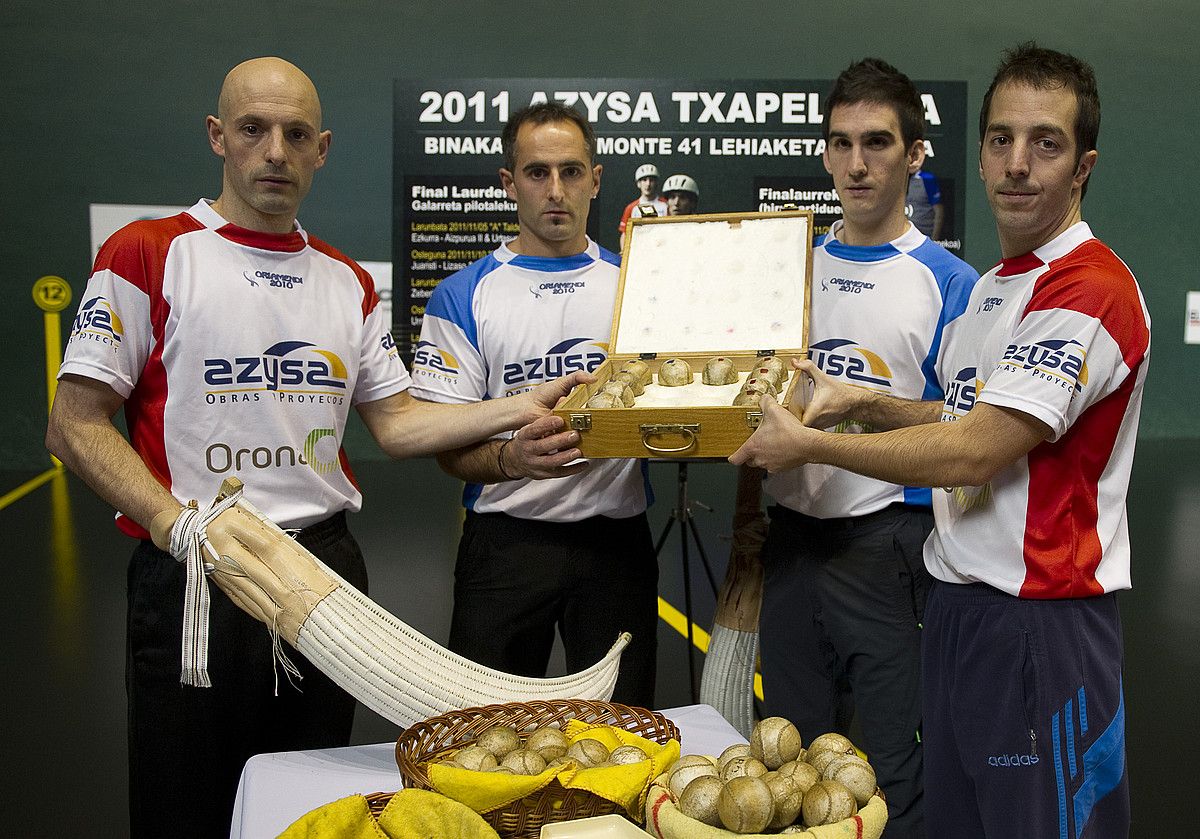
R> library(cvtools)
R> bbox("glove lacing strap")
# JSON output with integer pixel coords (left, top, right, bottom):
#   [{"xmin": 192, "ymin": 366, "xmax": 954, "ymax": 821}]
[{"xmin": 168, "ymin": 490, "xmax": 246, "ymax": 687}]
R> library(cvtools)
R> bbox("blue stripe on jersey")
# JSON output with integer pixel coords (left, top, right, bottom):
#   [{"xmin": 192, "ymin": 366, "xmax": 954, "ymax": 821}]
[
  {"xmin": 903, "ymin": 486, "xmax": 932, "ymax": 507},
  {"xmin": 909, "ymin": 239, "xmax": 979, "ymax": 401},
  {"xmin": 598, "ymin": 245, "xmax": 621, "ymax": 267},
  {"xmin": 426, "ymin": 255, "xmax": 505, "ymax": 351},
  {"xmin": 463, "ymin": 481, "xmax": 483, "ymax": 511},
  {"xmin": 509, "ymin": 251, "xmax": 598, "ymax": 272},
  {"xmin": 822, "ymin": 237, "xmax": 902, "ymax": 263}
]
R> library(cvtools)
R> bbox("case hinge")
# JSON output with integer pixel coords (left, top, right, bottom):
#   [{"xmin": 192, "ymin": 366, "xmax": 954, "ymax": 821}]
[
  {"xmin": 639, "ymin": 352, "xmax": 658, "ymax": 360},
  {"xmin": 569, "ymin": 413, "xmax": 592, "ymax": 431}
]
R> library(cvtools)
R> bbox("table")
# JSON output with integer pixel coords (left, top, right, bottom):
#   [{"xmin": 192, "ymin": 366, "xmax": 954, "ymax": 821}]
[{"xmin": 230, "ymin": 703, "xmax": 745, "ymax": 838}]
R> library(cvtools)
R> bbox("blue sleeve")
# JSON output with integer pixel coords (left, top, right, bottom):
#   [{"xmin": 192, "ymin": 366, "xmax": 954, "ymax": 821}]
[
  {"xmin": 911, "ymin": 242, "xmax": 980, "ymax": 399},
  {"xmin": 919, "ymin": 170, "xmax": 942, "ymax": 206},
  {"xmin": 424, "ymin": 255, "xmax": 503, "ymax": 351}
]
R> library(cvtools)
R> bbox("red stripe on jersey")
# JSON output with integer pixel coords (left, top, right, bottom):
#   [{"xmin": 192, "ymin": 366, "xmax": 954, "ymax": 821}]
[
  {"xmin": 995, "ymin": 251, "xmax": 1044, "ymax": 277},
  {"xmin": 1018, "ymin": 239, "xmax": 1146, "ymax": 598},
  {"xmin": 307, "ymin": 235, "xmax": 379, "ymax": 320},
  {"xmin": 215, "ymin": 224, "xmax": 306, "ymax": 253},
  {"xmin": 1023, "ymin": 240, "xmax": 1150, "ymax": 371},
  {"xmin": 97, "ymin": 214, "xmax": 202, "ymax": 537},
  {"xmin": 338, "ymin": 446, "xmax": 360, "ymax": 493},
  {"xmin": 1020, "ymin": 369, "xmax": 1138, "ymax": 598},
  {"xmin": 94, "ymin": 213, "xmax": 203, "ymax": 292}
]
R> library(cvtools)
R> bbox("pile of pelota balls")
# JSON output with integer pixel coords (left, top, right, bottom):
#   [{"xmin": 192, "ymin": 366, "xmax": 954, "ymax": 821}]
[
  {"xmin": 666, "ymin": 717, "xmax": 876, "ymax": 834},
  {"xmin": 438, "ymin": 723, "xmax": 650, "ymax": 776}
]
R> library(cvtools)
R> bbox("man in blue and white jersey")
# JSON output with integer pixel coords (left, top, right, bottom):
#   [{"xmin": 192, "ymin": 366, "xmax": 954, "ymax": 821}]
[
  {"xmin": 907, "ymin": 166, "xmax": 945, "ymax": 239},
  {"xmin": 755, "ymin": 59, "xmax": 978, "ymax": 839},
  {"xmin": 410, "ymin": 103, "xmax": 657, "ymax": 707}
]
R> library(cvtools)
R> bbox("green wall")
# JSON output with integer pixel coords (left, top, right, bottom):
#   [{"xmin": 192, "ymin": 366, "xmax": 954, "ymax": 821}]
[{"xmin": 3, "ymin": 1, "xmax": 1197, "ymax": 469}]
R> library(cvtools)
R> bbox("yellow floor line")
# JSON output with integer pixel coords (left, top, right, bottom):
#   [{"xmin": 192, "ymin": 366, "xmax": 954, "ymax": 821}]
[
  {"xmin": 657, "ymin": 596, "xmax": 712, "ymax": 652},
  {"xmin": 0, "ymin": 466, "xmax": 61, "ymax": 511},
  {"xmin": 657, "ymin": 595, "xmax": 764, "ymax": 701}
]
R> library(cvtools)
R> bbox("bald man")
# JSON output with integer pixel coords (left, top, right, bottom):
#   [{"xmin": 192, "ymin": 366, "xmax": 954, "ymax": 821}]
[{"xmin": 47, "ymin": 57, "xmax": 586, "ymax": 837}]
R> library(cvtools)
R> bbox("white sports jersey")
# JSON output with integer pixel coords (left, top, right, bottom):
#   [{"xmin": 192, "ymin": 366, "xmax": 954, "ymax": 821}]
[
  {"xmin": 60, "ymin": 199, "xmax": 410, "ymax": 535},
  {"xmin": 927, "ymin": 223, "xmax": 1150, "ymax": 598},
  {"xmin": 766, "ymin": 221, "xmax": 979, "ymax": 518},
  {"xmin": 410, "ymin": 239, "xmax": 648, "ymax": 522}
]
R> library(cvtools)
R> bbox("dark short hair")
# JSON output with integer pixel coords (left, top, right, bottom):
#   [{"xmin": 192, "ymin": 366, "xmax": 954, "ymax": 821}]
[
  {"xmin": 501, "ymin": 102, "xmax": 595, "ymax": 171},
  {"xmin": 822, "ymin": 57, "xmax": 926, "ymax": 149},
  {"xmin": 979, "ymin": 42, "xmax": 1100, "ymax": 197}
]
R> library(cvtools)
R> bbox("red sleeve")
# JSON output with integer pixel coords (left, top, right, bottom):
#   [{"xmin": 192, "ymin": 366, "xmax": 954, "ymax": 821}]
[{"xmin": 1023, "ymin": 240, "xmax": 1149, "ymax": 372}]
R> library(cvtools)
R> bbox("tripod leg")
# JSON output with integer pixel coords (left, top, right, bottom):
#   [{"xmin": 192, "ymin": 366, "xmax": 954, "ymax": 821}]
[
  {"xmin": 680, "ymin": 502, "xmax": 698, "ymax": 703},
  {"xmin": 686, "ymin": 515, "xmax": 720, "ymax": 596}
]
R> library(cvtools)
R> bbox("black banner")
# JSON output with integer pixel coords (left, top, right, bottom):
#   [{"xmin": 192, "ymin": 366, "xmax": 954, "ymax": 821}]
[{"xmin": 393, "ymin": 79, "xmax": 968, "ymax": 360}]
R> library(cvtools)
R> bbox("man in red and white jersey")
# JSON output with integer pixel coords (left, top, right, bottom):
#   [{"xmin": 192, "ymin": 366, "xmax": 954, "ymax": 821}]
[
  {"xmin": 617, "ymin": 162, "xmax": 666, "ymax": 249},
  {"xmin": 732, "ymin": 43, "xmax": 1148, "ymax": 838},
  {"xmin": 46, "ymin": 58, "xmax": 586, "ymax": 839}
]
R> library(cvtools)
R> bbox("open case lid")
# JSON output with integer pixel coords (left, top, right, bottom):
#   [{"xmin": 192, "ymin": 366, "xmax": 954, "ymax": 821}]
[{"xmin": 611, "ymin": 210, "xmax": 812, "ymax": 357}]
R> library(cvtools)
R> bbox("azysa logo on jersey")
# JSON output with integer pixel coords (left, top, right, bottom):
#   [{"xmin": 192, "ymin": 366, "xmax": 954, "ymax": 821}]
[
  {"xmin": 205, "ymin": 427, "xmax": 340, "ymax": 475},
  {"xmin": 70, "ymin": 296, "xmax": 124, "ymax": 346},
  {"xmin": 530, "ymin": 280, "xmax": 587, "ymax": 298},
  {"xmin": 977, "ymin": 296, "xmax": 1004, "ymax": 313},
  {"xmin": 502, "ymin": 338, "xmax": 606, "ymax": 387},
  {"xmin": 203, "ymin": 340, "xmax": 348, "ymax": 403},
  {"xmin": 808, "ymin": 339, "xmax": 892, "ymax": 388},
  {"xmin": 381, "ymin": 332, "xmax": 400, "ymax": 360},
  {"xmin": 820, "ymin": 276, "xmax": 876, "ymax": 294},
  {"xmin": 1001, "ymin": 339, "xmax": 1088, "ymax": 391},
  {"xmin": 942, "ymin": 367, "xmax": 981, "ymax": 417},
  {"xmin": 412, "ymin": 340, "xmax": 460, "ymax": 381},
  {"xmin": 244, "ymin": 269, "xmax": 305, "ymax": 290}
]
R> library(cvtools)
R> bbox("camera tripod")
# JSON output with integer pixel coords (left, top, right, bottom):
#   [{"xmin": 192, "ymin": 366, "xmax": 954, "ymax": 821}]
[{"xmin": 652, "ymin": 460, "xmax": 720, "ymax": 703}]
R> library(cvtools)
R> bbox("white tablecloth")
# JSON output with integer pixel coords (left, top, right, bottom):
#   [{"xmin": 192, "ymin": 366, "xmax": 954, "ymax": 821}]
[{"xmin": 230, "ymin": 703, "xmax": 745, "ymax": 839}]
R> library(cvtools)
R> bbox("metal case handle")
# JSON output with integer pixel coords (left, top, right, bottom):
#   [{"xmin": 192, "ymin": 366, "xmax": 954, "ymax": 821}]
[{"xmin": 640, "ymin": 423, "xmax": 700, "ymax": 454}]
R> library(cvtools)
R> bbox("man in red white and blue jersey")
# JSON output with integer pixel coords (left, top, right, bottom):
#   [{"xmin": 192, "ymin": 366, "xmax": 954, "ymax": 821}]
[{"xmin": 733, "ymin": 43, "xmax": 1148, "ymax": 838}]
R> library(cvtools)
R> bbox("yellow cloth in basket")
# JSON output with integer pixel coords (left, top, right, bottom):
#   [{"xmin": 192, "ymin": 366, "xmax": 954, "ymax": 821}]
[
  {"xmin": 428, "ymin": 722, "xmax": 681, "ymax": 819},
  {"xmin": 278, "ymin": 789, "xmax": 500, "ymax": 839}
]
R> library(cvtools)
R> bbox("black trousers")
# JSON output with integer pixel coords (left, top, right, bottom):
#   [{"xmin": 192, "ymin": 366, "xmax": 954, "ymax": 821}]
[
  {"xmin": 923, "ymin": 581, "xmax": 1129, "ymax": 838},
  {"xmin": 126, "ymin": 512, "xmax": 367, "ymax": 839},
  {"xmin": 759, "ymin": 503, "xmax": 933, "ymax": 839},
  {"xmin": 448, "ymin": 510, "xmax": 658, "ymax": 709}
]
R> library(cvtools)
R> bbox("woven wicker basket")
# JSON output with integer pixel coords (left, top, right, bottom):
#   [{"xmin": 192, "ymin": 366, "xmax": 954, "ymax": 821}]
[{"xmin": 382, "ymin": 699, "xmax": 680, "ymax": 838}]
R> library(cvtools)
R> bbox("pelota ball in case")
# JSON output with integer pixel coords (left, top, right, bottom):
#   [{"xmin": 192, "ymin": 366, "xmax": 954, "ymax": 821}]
[
  {"xmin": 702, "ymin": 356, "xmax": 739, "ymax": 385},
  {"xmin": 657, "ymin": 358, "xmax": 693, "ymax": 387}
]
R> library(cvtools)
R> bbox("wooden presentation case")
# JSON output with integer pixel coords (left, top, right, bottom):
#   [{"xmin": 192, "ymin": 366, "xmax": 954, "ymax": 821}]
[{"xmin": 553, "ymin": 209, "xmax": 813, "ymax": 458}]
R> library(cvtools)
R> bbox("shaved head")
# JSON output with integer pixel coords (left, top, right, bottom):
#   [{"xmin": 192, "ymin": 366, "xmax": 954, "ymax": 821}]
[
  {"xmin": 218, "ymin": 57, "xmax": 323, "ymax": 127},
  {"xmin": 207, "ymin": 57, "xmax": 331, "ymax": 233}
]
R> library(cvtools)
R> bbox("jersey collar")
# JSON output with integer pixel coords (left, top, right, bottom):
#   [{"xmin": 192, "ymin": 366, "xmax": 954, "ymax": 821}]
[
  {"xmin": 995, "ymin": 222, "xmax": 1093, "ymax": 277},
  {"xmin": 496, "ymin": 238, "xmax": 601, "ymax": 272},
  {"xmin": 821, "ymin": 219, "xmax": 924, "ymax": 263},
  {"xmin": 187, "ymin": 199, "xmax": 309, "ymax": 253}
]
